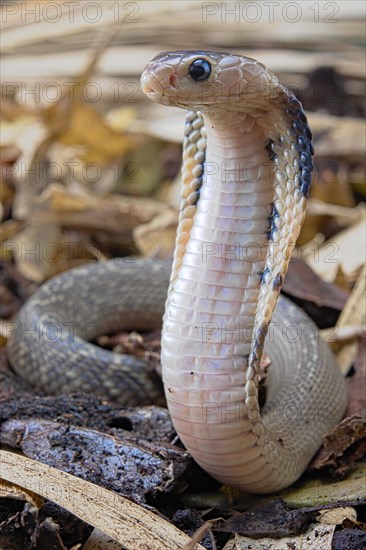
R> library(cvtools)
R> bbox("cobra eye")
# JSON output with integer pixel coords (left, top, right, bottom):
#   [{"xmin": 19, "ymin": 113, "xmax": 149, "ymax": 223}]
[{"xmin": 189, "ymin": 59, "xmax": 211, "ymax": 82}]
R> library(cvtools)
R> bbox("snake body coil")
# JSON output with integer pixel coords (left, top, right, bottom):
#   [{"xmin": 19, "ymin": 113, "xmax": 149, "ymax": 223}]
[{"xmin": 8, "ymin": 51, "xmax": 346, "ymax": 493}]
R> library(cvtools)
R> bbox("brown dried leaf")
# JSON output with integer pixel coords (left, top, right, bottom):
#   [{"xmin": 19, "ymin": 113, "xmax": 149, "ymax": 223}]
[
  {"xmin": 57, "ymin": 103, "xmax": 138, "ymax": 166},
  {"xmin": 297, "ymin": 144, "xmax": 356, "ymax": 246},
  {"xmin": 180, "ymin": 520, "xmax": 216, "ymax": 550},
  {"xmin": 5, "ymin": 183, "xmax": 168, "ymax": 282},
  {"xmin": 304, "ymin": 217, "xmax": 366, "ymax": 284},
  {"xmin": 342, "ymin": 517, "xmax": 366, "ymax": 530},
  {"xmin": 306, "ymin": 201, "xmax": 365, "ymax": 226},
  {"xmin": 0, "ymin": 219, "xmax": 25, "ymax": 243},
  {"xmin": 217, "ymin": 499, "xmax": 317, "ymax": 538},
  {"xmin": 310, "ymin": 114, "xmax": 366, "ymax": 160},
  {"xmin": 284, "ymin": 259, "xmax": 348, "ymax": 310},
  {"xmin": 134, "ymin": 208, "xmax": 177, "ymax": 259},
  {"xmin": 321, "ymin": 326, "xmax": 366, "ymax": 343},
  {"xmin": 10, "ymin": 120, "xmax": 53, "ymax": 219},
  {"xmin": 345, "ymin": 338, "xmax": 366, "ymax": 418},
  {"xmin": 317, "ymin": 506, "xmax": 357, "ymax": 525},
  {"xmin": 336, "ymin": 265, "xmax": 366, "ymax": 374},
  {"xmin": 0, "ymin": 478, "xmax": 41, "ymax": 508},
  {"xmin": 309, "ymin": 415, "xmax": 366, "ymax": 476},
  {"xmin": 36, "ymin": 184, "xmax": 165, "ymax": 234}
]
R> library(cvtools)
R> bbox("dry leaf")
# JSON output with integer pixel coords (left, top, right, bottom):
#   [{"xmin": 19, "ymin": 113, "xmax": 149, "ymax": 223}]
[
  {"xmin": 0, "ymin": 450, "xmax": 205, "ymax": 550},
  {"xmin": 0, "ymin": 478, "xmax": 41, "ymax": 508},
  {"xmin": 310, "ymin": 416, "xmax": 366, "ymax": 477},
  {"xmin": 318, "ymin": 506, "xmax": 357, "ymax": 525},
  {"xmin": 83, "ymin": 529, "xmax": 125, "ymax": 549},
  {"xmin": 134, "ymin": 208, "xmax": 177, "ymax": 258},
  {"xmin": 222, "ymin": 522, "xmax": 336, "ymax": 550},
  {"xmin": 37, "ymin": 184, "xmax": 165, "ymax": 234},
  {"xmin": 57, "ymin": 103, "xmax": 138, "ymax": 166},
  {"xmin": 283, "ymin": 259, "xmax": 348, "ymax": 310},
  {"xmin": 304, "ymin": 218, "xmax": 366, "ymax": 284},
  {"xmin": 345, "ymin": 338, "xmax": 366, "ymax": 418},
  {"xmin": 335, "ymin": 264, "xmax": 366, "ymax": 374},
  {"xmin": 310, "ymin": 114, "xmax": 366, "ymax": 160}
]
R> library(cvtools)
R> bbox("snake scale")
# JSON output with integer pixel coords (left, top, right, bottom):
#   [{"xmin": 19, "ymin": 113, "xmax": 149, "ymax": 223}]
[{"xmin": 8, "ymin": 51, "xmax": 347, "ymax": 493}]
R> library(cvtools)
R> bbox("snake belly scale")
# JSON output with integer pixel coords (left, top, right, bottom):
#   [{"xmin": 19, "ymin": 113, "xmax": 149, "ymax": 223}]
[{"xmin": 8, "ymin": 50, "xmax": 347, "ymax": 493}]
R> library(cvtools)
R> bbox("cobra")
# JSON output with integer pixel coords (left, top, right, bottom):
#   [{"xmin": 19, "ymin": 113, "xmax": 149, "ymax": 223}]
[{"xmin": 8, "ymin": 51, "xmax": 347, "ymax": 493}]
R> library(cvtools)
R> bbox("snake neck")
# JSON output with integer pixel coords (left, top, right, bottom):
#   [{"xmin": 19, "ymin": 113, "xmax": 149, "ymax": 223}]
[
  {"xmin": 164, "ymin": 109, "xmax": 273, "ymax": 366},
  {"xmin": 196, "ymin": 110, "xmax": 273, "ymax": 367},
  {"xmin": 162, "ymin": 113, "xmax": 274, "ymax": 429}
]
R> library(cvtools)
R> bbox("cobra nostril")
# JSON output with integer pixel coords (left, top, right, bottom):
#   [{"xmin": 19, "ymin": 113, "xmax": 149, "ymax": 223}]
[{"xmin": 169, "ymin": 74, "xmax": 179, "ymax": 90}]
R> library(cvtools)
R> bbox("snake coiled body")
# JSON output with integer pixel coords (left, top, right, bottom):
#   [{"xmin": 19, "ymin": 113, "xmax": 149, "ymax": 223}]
[{"xmin": 8, "ymin": 50, "xmax": 347, "ymax": 493}]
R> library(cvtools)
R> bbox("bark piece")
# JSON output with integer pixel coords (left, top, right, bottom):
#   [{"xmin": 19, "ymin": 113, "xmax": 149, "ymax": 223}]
[
  {"xmin": 216, "ymin": 499, "xmax": 317, "ymax": 538},
  {"xmin": 332, "ymin": 529, "xmax": 366, "ymax": 550},
  {"xmin": 0, "ymin": 394, "xmax": 175, "ymax": 442},
  {"xmin": 0, "ymin": 418, "xmax": 189, "ymax": 504},
  {"xmin": 309, "ymin": 415, "xmax": 366, "ymax": 476}
]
